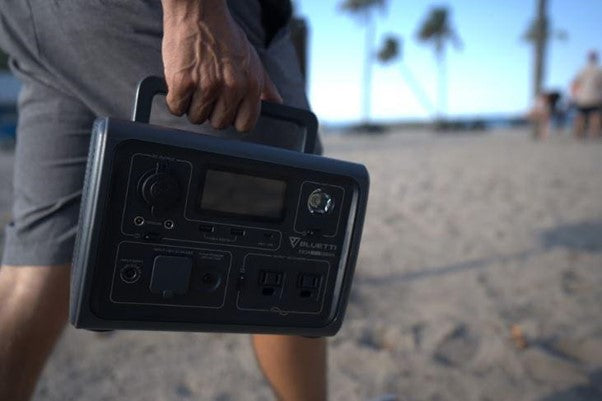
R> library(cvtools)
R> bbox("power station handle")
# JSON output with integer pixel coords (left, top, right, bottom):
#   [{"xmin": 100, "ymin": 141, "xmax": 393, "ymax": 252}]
[{"xmin": 132, "ymin": 76, "xmax": 318, "ymax": 154}]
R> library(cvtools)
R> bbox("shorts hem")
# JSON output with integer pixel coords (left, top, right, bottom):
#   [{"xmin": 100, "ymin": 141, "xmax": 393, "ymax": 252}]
[{"xmin": 1, "ymin": 231, "xmax": 74, "ymax": 267}]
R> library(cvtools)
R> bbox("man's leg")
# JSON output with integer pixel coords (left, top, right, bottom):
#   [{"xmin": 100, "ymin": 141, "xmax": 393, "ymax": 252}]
[
  {"xmin": 0, "ymin": 265, "xmax": 70, "ymax": 401},
  {"xmin": 0, "ymin": 69, "xmax": 93, "ymax": 401},
  {"xmin": 535, "ymin": 112, "xmax": 550, "ymax": 140},
  {"xmin": 252, "ymin": 335, "xmax": 327, "ymax": 401},
  {"xmin": 573, "ymin": 112, "xmax": 586, "ymax": 138},
  {"xmin": 588, "ymin": 111, "xmax": 601, "ymax": 138}
]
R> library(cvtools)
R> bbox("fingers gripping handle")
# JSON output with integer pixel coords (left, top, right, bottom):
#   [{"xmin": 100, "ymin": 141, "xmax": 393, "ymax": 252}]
[{"xmin": 132, "ymin": 76, "xmax": 318, "ymax": 154}]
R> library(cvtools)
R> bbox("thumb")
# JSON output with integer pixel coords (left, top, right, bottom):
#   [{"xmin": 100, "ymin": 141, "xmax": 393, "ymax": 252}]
[{"xmin": 260, "ymin": 71, "xmax": 283, "ymax": 104}]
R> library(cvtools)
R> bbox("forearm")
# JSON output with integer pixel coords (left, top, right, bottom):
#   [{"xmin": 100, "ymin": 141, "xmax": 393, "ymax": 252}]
[
  {"xmin": 161, "ymin": 0, "xmax": 229, "ymax": 25},
  {"xmin": 161, "ymin": 0, "xmax": 236, "ymax": 73},
  {"xmin": 160, "ymin": 0, "xmax": 281, "ymax": 131}
]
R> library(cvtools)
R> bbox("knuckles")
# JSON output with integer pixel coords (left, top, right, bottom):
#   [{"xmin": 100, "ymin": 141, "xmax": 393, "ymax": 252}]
[
  {"xmin": 168, "ymin": 74, "xmax": 196, "ymax": 97},
  {"xmin": 187, "ymin": 112, "xmax": 205, "ymax": 125},
  {"xmin": 165, "ymin": 67, "xmax": 265, "ymax": 131},
  {"xmin": 246, "ymin": 79, "xmax": 261, "ymax": 98},
  {"xmin": 223, "ymin": 77, "xmax": 248, "ymax": 98},
  {"xmin": 210, "ymin": 119, "xmax": 227, "ymax": 130},
  {"xmin": 236, "ymin": 119, "xmax": 254, "ymax": 133},
  {"xmin": 166, "ymin": 74, "xmax": 195, "ymax": 115},
  {"xmin": 199, "ymin": 78, "xmax": 222, "ymax": 100}
]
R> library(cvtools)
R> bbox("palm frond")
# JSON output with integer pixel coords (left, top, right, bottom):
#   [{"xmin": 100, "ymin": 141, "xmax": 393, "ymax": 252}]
[
  {"xmin": 377, "ymin": 35, "xmax": 400, "ymax": 63},
  {"xmin": 339, "ymin": 0, "xmax": 386, "ymax": 13}
]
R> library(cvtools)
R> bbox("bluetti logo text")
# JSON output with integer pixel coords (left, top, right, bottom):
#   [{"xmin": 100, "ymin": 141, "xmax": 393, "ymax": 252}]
[
  {"xmin": 289, "ymin": 236, "xmax": 301, "ymax": 248},
  {"xmin": 288, "ymin": 236, "xmax": 337, "ymax": 252}
]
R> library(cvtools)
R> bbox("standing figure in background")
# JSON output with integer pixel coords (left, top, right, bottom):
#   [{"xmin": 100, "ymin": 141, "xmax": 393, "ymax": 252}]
[
  {"xmin": 571, "ymin": 51, "xmax": 602, "ymax": 139},
  {"xmin": 528, "ymin": 91, "xmax": 561, "ymax": 140}
]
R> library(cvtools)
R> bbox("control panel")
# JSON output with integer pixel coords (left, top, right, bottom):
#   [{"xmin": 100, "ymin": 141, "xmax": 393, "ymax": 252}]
[{"xmin": 70, "ymin": 92, "xmax": 368, "ymax": 336}]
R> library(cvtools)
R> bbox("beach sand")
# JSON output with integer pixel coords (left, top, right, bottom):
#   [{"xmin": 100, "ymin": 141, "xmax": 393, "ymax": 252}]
[{"xmin": 1, "ymin": 128, "xmax": 601, "ymax": 401}]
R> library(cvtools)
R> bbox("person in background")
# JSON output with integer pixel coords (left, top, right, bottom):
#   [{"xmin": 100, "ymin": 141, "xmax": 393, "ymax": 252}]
[
  {"xmin": 528, "ymin": 91, "xmax": 561, "ymax": 140},
  {"xmin": 571, "ymin": 51, "xmax": 602, "ymax": 139}
]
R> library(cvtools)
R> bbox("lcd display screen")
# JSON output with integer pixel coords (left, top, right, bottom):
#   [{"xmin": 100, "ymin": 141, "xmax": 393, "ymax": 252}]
[{"xmin": 200, "ymin": 170, "xmax": 286, "ymax": 219}]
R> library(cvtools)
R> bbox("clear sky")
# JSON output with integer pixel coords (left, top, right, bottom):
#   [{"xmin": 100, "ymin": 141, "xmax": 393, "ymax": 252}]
[{"xmin": 294, "ymin": 0, "xmax": 602, "ymax": 123}]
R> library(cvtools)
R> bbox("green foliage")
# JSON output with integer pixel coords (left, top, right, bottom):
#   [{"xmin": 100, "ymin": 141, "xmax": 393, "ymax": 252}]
[
  {"xmin": 521, "ymin": 18, "xmax": 567, "ymax": 43},
  {"xmin": 416, "ymin": 7, "xmax": 462, "ymax": 54},
  {"xmin": 377, "ymin": 35, "xmax": 400, "ymax": 63},
  {"xmin": 0, "ymin": 49, "xmax": 9, "ymax": 70},
  {"xmin": 415, "ymin": 6, "xmax": 462, "ymax": 118},
  {"xmin": 339, "ymin": 0, "xmax": 387, "ymax": 22},
  {"xmin": 339, "ymin": 0, "xmax": 386, "ymax": 13}
]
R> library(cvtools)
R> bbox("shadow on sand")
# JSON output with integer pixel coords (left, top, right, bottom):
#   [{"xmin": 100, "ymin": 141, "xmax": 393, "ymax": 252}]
[
  {"xmin": 539, "ymin": 367, "xmax": 602, "ymax": 401},
  {"xmin": 540, "ymin": 220, "xmax": 602, "ymax": 252},
  {"xmin": 357, "ymin": 220, "xmax": 602, "ymax": 286}
]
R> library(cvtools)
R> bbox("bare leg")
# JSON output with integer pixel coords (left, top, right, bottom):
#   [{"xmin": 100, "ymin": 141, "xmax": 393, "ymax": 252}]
[
  {"xmin": 0, "ymin": 265, "xmax": 329, "ymax": 401},
  {"xmin": 541, "ymin": 120, "xmax": 550, "ymax": 140},
  {"xmin": 0, "ymin": 265, "xmax": 70, "ymax": 401},
  {"xmin": 537, "ymin": 114, "xmax": 550, "ymax": 140},
  {"xmin": 573, "ymin": 113, "xmax": 586, "ymax": 138},
  {"xmin": 252, "ymin": 334, "xmax": 327, "ymax": 401},
  {"xmin": 588, "ymin": 112, "xmax": 601, "ymax": 138}
]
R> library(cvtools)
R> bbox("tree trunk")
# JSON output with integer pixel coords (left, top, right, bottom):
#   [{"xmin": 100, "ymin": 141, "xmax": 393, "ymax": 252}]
[
  {"xmin": 532, "ymin": 0, "xmax": 548, "ymax": 138},
  {"xmin": 362, "ymin": 12, "xmax": 376, "ymax": 123},
  {"xmin": 533, "ymin": 0, "xmax": 547, "ymax": 98},
  {"xmin": 400, "ymin": 63, "xmax": 435, "ymax": 116},
  {"xmin": 437, "ymin": 43, "xmax": 447, "ymax": 122}
]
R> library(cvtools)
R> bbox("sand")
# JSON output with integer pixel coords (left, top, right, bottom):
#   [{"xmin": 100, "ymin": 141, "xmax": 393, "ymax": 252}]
[{"xmin": 1, "ymin": 128, "xmax": 601, "ymax": 401}]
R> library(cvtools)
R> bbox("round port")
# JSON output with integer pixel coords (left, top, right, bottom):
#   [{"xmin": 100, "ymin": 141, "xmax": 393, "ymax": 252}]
[
  {"xmin": 195, "ymin": 271, "xmax": 221, "ymax": 291},
  {"xmin": 134, "ymin": 216, "xmax": 145, "ymax": 226},
  {"xmin": 120, "ymin": 265, "xmax": 141, "ymax": 284},
  {"xmin": 164, "ymin": 219, "xmax": 175, "ymax": 230},
  {"xmin": 138, "ymin": 170, "xmax": 181, "ymax": 209},
  {"xmin": 307, "ymin": 188, "xmax": 334, "ymax": 214}
]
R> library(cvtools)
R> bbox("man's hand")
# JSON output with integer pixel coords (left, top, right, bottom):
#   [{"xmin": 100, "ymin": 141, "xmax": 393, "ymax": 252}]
[{"xmin": 161, "ymin": 0, "xmax": 282, "ymax": 132}]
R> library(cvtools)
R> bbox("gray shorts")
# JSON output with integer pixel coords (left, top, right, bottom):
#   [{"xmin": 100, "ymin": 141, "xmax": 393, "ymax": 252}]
[{"xmin": 0, "ymin": 0, "xmax": 319, "ymax": 266}]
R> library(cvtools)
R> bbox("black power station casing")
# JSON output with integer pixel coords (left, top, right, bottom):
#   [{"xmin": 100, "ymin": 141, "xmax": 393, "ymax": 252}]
[{"xmin": 70, "ymin": 77, "xmax": 369, "ymax": 336}]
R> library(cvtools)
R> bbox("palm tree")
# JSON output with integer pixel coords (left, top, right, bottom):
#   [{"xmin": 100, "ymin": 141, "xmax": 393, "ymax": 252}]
[
  {"xmin": 522, "ymin": 0, "xmax": 566, "ymax": 98},
  {"xmin": 522, "ymin": 0, "xmax": 566, "ymax": 137},
  {"xmin": 339, "ymin": 0, "xmax": 387, "ymax": 124},
  {"xmin": 415, "ymin": 6, "xmax": 462, "ymax": 120},
  {"xmin": 377, "ymin": 35, "xmax": 399, "ymax": 62},
  {"xmin": 532, "ymin": 0, "xmax": 548, "ymax": 99},
  {"xmin": 377, "ymin": 35, "xmax": 436, "ymax": 117}
]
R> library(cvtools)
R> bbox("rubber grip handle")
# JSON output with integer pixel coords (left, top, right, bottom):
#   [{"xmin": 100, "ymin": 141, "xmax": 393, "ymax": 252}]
[{"xmin": 132, "ymin": 76, "xmax": 318, "ymax": 154}]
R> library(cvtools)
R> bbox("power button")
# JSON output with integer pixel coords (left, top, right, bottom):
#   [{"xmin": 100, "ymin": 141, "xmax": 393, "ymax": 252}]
[{"xmin": 307, "ymin": 188, "xmax": 334, "ymax": 214}]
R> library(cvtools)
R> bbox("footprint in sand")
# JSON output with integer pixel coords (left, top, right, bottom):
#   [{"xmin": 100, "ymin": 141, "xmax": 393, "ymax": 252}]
[{"xmin": 433, "ymin": 323, "xmax": 479, "ymax": 367}]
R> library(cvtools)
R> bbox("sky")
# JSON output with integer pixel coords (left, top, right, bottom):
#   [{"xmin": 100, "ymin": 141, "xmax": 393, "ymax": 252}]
[{"xmin": 294, "ymin": 0, "xmax": 602, "ymax": 123}]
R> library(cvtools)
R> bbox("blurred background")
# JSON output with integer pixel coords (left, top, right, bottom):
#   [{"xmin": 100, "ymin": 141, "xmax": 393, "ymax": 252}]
[
  {"xmin": 297, "ymin": 0, "xmax": 595, "ymax": 130},
  {"xmin": 0, "ymin": 0, "xmax": 600, "ymax": 136},
  {"xmin": 1, "ymin": 1, "xmax": 601, "ymax": 400}
]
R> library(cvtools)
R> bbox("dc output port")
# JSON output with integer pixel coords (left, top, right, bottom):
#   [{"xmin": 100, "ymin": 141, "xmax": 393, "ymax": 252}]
[
  {"xmin": 134, "ymin": 216, "xmax": 145, "ymax": 226},
  {"xmin": 164, "ymin": 219, "xmax": 175, "ymax": 230},
  {"xmin": 120, "ymin": 265, "xmax": 141, "ymax": 284},
  {"xmin": 196, "ymin": 271, "xmax": 221, "ymax": 291}
]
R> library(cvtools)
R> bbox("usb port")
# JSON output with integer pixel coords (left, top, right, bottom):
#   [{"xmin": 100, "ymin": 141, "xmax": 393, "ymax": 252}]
[
  {"xmin": 260, "ymin": 271, "xmax": 282, "ymax": 286},
  {"xmin": 299, "ymin": 274, "xmax": 321, "ymax": 289},
  {"xmin": 230, "ymin": 228, "xmax": 246, "ymax": 236},
  {"xmin": 199, "ymin": 224, "xmax": 215, "ymax": 233}
]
